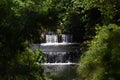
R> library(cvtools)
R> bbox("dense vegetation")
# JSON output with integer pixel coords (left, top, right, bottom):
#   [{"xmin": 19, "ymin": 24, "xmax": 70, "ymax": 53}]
[
  {"xmin": 0, "ymin": 0, "xmax": 120, "ymax": 80},
  {"xmin": 77, "ymin": 24, "xmax": 120, "ymax": 80},
  {"xmin": 76, "ymin": 0, "xmax": 120, "ymax": 80},
  {"xmin": 0, "ymin": 0, "xmax": 45, "ymax": 80}
]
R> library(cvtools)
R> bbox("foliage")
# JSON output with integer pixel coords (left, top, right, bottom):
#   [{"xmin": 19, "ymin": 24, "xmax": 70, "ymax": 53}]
[
  {"xmin": 71, "ymin": 0, "xmax": 120, "ymax": 41},
  {"xmin": 77, "ymin": 24, "xmax": 120, "ymax": 80},
  {"xmin": 0, "ymin": 0, "xmax": 46, "ymax": 80},
  {"xmin": 1, "ymin": 0, "xmax": 119, "ymax": 42},
  {"xmin": 1, "ymin": 0, "xmax": 120, "ymax": 79},
  {"xmin": 0, "ymin": 42, "xmax": 45, "ymax": 80},
  {"xmin": 74, "ymin": 0, "xmax": 120, "ymax": 24}
]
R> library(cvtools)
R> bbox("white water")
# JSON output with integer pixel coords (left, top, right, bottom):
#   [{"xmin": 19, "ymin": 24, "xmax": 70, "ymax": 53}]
[
  {"xmin": 46, "ymin": 34, "xmax": 58, "ymax": 43},
  {"xmin": 62, "ymin": 34, "xmax": 72, "ymax": 43},
  {"xmin": 40, "ymin": 42, "xmax": 79, "ymax": 46},
  {"xmin": 40, "ymin": 34, "xmax": 80, "ymax": 63},
  {"xmin": 31, "ymin": 34, "xmax": 80, "ymax": 79},
  {"xmin": 41, "ymin": 62, "xmax": 78, "ymax": 65}
]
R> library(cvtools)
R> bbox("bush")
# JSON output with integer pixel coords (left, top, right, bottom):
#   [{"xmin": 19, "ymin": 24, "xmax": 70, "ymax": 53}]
[
  {"xmin": 0, "ymin": 47, "xmax": 45, "ymax": 80},
  {"xmin": 77, "ymin": 24, "xmax": 120, "ymax": 80}
]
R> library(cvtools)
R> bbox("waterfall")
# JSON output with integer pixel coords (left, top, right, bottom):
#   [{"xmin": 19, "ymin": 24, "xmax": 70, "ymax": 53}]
[
  {"xmin": 40, "ymin": 34, "xmax": 80, "ymax": 64},
  {"xmin": 46, "ymin": 34, "xmax": 58, "ymax": 43},
  {"xmin": 45, "ymin": 52, "xmax": 66, "ymax": 63},
  {"xmin": 62, "ymin": 34, "xmax": 72, "ymax": 43},
  {"xmin": 31, "ymin": 33, "xmax": 80, "ymax": 80}
]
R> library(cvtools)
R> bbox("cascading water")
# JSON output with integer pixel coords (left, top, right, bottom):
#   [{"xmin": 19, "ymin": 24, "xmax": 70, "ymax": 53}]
[
  {"xmin": 31, "ymin": 33, "xmax": 80, "ymax": 80},
  {"xmin": 62, "ymin": 34, "xmax": 72, "ymax": 43},
  {"xmin": 46, "ymin": 34, "xmax": 58, "ymax": 43},
  {"xmin": 41, "ymin": 33, "xmax": 80, "ymax": 80}
]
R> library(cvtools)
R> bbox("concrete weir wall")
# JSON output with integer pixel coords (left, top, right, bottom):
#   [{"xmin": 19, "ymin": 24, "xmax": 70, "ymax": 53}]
[{"xmin": 31, "ymin": 34, "xmax": 80, "ymax": 80}]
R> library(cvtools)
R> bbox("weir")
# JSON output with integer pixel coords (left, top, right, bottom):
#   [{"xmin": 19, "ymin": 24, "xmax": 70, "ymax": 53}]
[{"xmin": 31, "ymin": 33, "xmax": 80, "ymax": 80}]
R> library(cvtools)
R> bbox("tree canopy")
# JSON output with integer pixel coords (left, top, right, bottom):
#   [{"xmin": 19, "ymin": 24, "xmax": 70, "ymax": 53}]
[
  {"xmin": 75, "ymin": 0, "xmax": 120, "ymax": 80},
  {"xmin": 0, "ymin": 0, "xmax": 45, "ymax": 79},
  {"xmin": 1, "ymin": 0, "xmax": 120, "ymax": 80},
  {"xmin": 77, "ymin": 24, "xmax": 120, "ymax": 80}
]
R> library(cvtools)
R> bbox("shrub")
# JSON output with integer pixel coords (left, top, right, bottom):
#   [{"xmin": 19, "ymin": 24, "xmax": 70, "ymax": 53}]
[
  {"xmin": 0, "ymin": 47, "xmax": 45, "ymax": 80},
  {"xmin": 77, "ymin": 24, "xmax": 120, "ymax": 80}
]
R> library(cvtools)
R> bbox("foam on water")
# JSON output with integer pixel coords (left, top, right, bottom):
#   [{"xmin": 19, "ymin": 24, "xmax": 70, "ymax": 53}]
[
  {"xmin": 42, "ymin": 62, "xmax": 78, "ymax": 65},
  {"xmin": 40, "ymin": 42, "xmax": 79, "ymax": 46},
  {"xmin": 32, "ymin": 34, "xmax": 80, "ymax": 80}
]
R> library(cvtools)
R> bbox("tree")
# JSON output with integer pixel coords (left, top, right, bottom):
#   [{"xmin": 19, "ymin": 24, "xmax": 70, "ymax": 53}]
[
  {"xmin": 77, "ymin": 24, "xmax": 120, "ymax": 80},
  {"xmin": 0, "ymin": 0, "xmax": 45, "ymax": 80},
  {"xmin": 71, "ymin": 0, "xmax": 120, "ymax": 41},
  {"xmin": 74, "ymin": 0, "xmax": 120, "ymax": 24}
]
